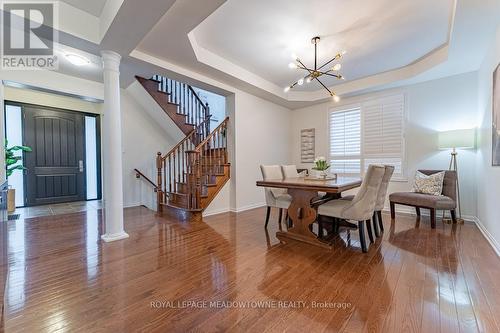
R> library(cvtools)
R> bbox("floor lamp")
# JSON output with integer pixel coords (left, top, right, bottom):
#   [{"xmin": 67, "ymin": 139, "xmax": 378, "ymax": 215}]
[{"xmin": 438, "ymin": 128, "xmax": 476, "ymax": 224}]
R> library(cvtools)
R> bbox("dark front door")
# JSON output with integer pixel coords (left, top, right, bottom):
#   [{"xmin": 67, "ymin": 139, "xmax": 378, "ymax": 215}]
[{"xmin": 23, "ymin": 105, "xmax": 86, "ymax": 206}]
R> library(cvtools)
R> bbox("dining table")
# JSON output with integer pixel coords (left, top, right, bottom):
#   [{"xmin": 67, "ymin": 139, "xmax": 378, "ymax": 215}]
[{"xmin": 256, "ymin": 176, "xmax": 362, "ymax": 249}]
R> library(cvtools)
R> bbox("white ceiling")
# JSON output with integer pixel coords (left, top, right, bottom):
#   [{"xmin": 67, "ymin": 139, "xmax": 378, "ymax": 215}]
[
  {"xmin": 11, "ymin": 0, "xmax": 499, "ymax": 109},
  {"xmin": 193, "ymin": 0, "xmax": 454, "ymax": 92},
  {"xmin": 60, "ymin": 0, "xmax": 107, "ymax": 17}
]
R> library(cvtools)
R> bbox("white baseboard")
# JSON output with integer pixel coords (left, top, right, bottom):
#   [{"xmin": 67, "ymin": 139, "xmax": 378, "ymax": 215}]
[
  {"xmin": 230, "ymin": 202, "xmax": 266, "ymax": 213},
  {"xmin": 473, "ymin": 217, "xmax": 500, "ymax": 257},
  {"xmin": 203, "ymin": 207, "xmax": 231, "ymax": 217},
  {"xmin": 202, "ymin": 202, "xmax": 266, "ymax": 217},
  {"xmin": 124, "ymin": 202, "xmax": 141, "ymax": 209},
  {"xmin": 383, "ymin": 205, "xmax": 475, "ymax": 222}
]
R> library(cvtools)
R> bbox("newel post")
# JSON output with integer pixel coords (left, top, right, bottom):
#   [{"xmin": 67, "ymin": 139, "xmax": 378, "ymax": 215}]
[{"xmin": 156, "ymin": 152, "xmax": 163, "ymax": 213}]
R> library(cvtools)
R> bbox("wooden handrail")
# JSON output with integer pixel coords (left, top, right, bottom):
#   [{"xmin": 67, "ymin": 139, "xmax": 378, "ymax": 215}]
[
  {"xmin": 195, "ymin": 117, "xmax": 229, "ymax": 152},
  {"xmin": 188, "ymin": 85, "xmax": 208, "ymax": 112},
  {"xmin": 163, "ymin": 130, "xmax": 197, "ymax": 161},
  {"xmin": 161, "ymin": 115, "xmax": 211, "ymax": 161},
  {"xmin": 134, "ymin": 169, "xmax": 158, "ymax": 191}
]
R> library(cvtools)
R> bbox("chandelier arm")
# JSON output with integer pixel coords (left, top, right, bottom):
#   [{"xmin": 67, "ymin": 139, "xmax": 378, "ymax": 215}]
[
  {"xmin": 323, "ymin": 73, "xmax": 343, "ymax": 79},
  {"xmin": 296, "ymin": 59, "xmax": 314, "ymax": 74},
  {"xmin": 317, "ymin": 55, "xmax": 341, "ymax": 71},
  {"xmin": 296, "ymin": 59, "xmax": 318, "ymax": 82},
  {"xmin": 314, "ymin": 77, "xmax": 334, "ymax": 96},
  {"xmin": 297, "ymin": 64, "xmax": 314, "ymax": 72}
]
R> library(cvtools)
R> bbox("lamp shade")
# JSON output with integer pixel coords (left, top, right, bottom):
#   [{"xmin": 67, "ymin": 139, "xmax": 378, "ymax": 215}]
[{"xmin": 438, "ymin": 128, "xmax": 476, "ymax": 149}]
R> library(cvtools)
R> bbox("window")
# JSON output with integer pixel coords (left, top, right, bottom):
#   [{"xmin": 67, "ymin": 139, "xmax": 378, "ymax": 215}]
[
  {"xmin": 85, "ymin": 116, "xmax": 98, "ymax": 200},
  {"xmin": 5, "ymin": 103, "xmax": 24, "ymax": 206},
  {"xmin": 329, "ymin": 108, "xmax": 361, "ymax": 175},
  {"xmin": 329, "ymin": 94, "xmax": 405, "ymax": 179}
]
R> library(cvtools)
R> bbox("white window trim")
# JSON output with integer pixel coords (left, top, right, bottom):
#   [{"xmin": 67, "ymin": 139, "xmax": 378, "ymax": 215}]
[{"xmin": 327, "ymin": 93, "xmax": 408, "ymax": 182}]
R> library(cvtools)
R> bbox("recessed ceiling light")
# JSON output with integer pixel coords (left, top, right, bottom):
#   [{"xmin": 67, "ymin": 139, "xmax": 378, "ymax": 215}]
[{"xmin": 65, "ymin": 53, "xmax": 90, "ymax": 66}]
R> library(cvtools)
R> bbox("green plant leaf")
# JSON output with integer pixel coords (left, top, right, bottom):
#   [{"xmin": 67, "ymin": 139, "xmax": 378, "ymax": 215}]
[
  {"xmin": 5, "ymin": 142, "xmax": 32, "ymax": 176},
  {"xmin": 7, "ymin": 145, "xmax": 32, "ymax": 153}
]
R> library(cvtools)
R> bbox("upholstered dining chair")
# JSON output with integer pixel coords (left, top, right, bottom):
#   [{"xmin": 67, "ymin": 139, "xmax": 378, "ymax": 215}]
[
  {"xmin": 281, "ymin": 164, "xmax": 304, "ymax": 178},
  {"xmin": 372, "ymin": 166, "xmax": 395, "ymax": 235},
  {"xmin": 260, "ymin": 165, "xmax": 292, "ymax": 228},
  {"xmin": 281, "ymin": 165, "xmax": 306, "ymax": 178},
  {"xmin": 318, "ymin": 164, "xmax": 385, "ymax": 252},
  {"xmin": 342, "ymin": 165, "xmax": 395, "ymax": 237}
]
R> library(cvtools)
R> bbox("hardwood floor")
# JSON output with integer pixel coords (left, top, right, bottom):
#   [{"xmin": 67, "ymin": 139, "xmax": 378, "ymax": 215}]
[{"xmin": 1, "ymin": 206, "xmax": 499, "ymax": 332}]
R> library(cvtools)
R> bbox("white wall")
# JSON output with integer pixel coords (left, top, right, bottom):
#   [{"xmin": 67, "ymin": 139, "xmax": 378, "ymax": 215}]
[
  {"xmin": 234, "ymin": 90, "xmax": 292, "ymax": 210},
  {"xmin": 291, "ymin": 72, "xmax": 479, "ymax": 217},
  {"xmin": 121, "ymin": 89, "xmax": 177, "ymax": 208},
  {"xmin": 203, "ymin": 89, "xmax": 293, "ymax": 215},
  {"xmin": 476, "ymin": 25, "xmax": 500, "ymax": 254}
]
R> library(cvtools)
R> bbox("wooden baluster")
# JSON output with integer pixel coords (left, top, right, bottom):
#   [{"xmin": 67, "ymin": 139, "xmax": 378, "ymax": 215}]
[
  {"xmin": 198, "ymin": 100, "xmax": 200, "ymax": 127},
  {"xmin": 196, "ymin": 152, "xmax": 201, "ymax": 209},
  {"xmin": 167, "ymin": 78, "xmax": 171, "ymax": 101},
  {"xmin": 156, "ymin": 152, "xmax": 163, "ymax": 212},
  {"xmin": 177, "ymin": 146, "xmax": 181, "ymax": 188},
  {"xmin": 184, "ymin": 84, "xmax": 187, "ymax": 119},
  {"xmin": 210, "ymin": 137, "xmax": 213, "ymax": 178},
  {"xmin": 187, "ymin": 152, "xmax": 191, "ymax": 209},
  {"xmin": 217, "ymin": 130, "xmax": 221, "ymax": 171},
  {"xmin": 182, "ymin": 141, "xmax": 186, "ymax": 183},
  {"xmin": 186, "ymin": 85, "xmax": 189, "ymax": 120},
  {"xmin": 168, "ymin": 155, "xmax": 172, "ymax": 193},
  {"xmin": 176, "ymin": 81, "xmax": 179, "ymax": 106},
  {"xmin": 206, "ymin": 104, "xmax": 210, "ymax": 137},
  {"xmin": 174, "ymin": 150, "xmax": 178, "ymax": 193},
  {"xmin": 190, "ymin": 89, "xmax": 193, "ymax": 123}
]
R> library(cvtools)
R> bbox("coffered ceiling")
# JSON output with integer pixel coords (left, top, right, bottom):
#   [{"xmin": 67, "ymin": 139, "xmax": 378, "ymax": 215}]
[
  {"xmin": 59, "ymin": 0, "xmax": 107, "ymax": 17},
  {"xmin": 192, "ymin": 0, "xmax": 454, "ymax": 92}
]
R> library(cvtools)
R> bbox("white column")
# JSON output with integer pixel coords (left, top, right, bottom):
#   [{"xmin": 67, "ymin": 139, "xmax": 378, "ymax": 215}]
[{"xmin": 100, "ymin": 50, "xmax": 128, "ymax": 242}]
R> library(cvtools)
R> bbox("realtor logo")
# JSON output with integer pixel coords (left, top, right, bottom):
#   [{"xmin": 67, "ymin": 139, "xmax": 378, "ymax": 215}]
[{"xmin": 1, "ymin": 1, "xmax": 58, "ymax": 70}]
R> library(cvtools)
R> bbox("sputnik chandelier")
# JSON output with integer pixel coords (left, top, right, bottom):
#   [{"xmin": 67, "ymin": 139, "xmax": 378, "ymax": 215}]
[{"xmin": 285, "ymin": 36, "xmax": 346, "ymax": 102}]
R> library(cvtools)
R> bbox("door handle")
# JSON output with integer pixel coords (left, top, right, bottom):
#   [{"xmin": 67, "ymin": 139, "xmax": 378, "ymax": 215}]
[{"xmin": 79, "ymin": 160, "xmax": 84, "ymax": 172}]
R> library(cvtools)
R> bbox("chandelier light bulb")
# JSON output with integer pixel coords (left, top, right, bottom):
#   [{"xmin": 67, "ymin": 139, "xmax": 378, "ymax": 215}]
[
  {"xmin": 332, "ymin": 63, "xmax": 342, "ymax": 71},
  {"xmin": 288, "ymin": 62, "xmax": 298, "ymax": 69},
  {"xmin": 284, "ymin": 86, "xmax": 291, "ymax": 92},
  {"xmin": 333, "ymin": 94, "xmax": 340, "ymax": 103},
  {"xmin": 297, "ymin": 78, "xmax": 304, "ymax": 85},
  {"xmin": 306, "ymin": 77, "xmax": 312, "ymax": 83}
]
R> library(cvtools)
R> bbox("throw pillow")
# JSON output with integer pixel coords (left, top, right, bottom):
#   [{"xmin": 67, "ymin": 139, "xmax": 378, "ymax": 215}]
[{"xmin": 413, "ymin": 171, "xmax": 445, "ymax": 196}]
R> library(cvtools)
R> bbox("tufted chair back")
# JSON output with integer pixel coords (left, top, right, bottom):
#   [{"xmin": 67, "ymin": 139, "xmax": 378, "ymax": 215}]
[{"xmin": 342, "ymin": 164, "xmax": 385, "ymax": 221}]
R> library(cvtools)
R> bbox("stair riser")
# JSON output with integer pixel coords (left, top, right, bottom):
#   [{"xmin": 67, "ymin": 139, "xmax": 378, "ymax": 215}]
[{"xmin": 169, "ymin": 193, "xmax": 189, "ymax": 208}]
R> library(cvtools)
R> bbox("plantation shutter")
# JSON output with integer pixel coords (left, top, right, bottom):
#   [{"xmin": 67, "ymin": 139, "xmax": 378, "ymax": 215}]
[
  {"xmin": 362, "ymin": 95, "xmax": 405, "ymax": 176},
  {"xmin": 329, "ymin": 94, "xmax": 405, "ymax": 178},
  {"xmin": 329, "ymin": 108, "xmax": 361, "ymax": 175}
]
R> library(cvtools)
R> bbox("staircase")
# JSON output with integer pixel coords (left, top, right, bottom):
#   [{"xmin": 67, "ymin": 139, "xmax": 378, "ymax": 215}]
[{"xmin": 136, "ymin": 75, "xmax": 230, "ymax": 220}]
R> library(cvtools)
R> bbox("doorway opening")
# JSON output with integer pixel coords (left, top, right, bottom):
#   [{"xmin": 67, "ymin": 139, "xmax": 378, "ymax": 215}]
[{"xmin": 5, "ymin": 101, "xmax": 101, "ymax": 207}]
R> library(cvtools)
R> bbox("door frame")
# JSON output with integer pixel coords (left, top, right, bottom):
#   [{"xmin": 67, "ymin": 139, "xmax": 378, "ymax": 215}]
[{"xmin": 4, "ymin": 100, "xmax": 102, "ymax": 206}]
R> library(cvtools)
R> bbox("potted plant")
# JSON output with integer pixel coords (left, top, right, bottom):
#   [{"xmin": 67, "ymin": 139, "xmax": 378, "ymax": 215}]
[
  {"xmin": 6, "ymin": 140, "xmax": 32, "ymax": 213},
  {"xmin": 312, "ymin": 156, "xmax": 330, "ymax": 179}
]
